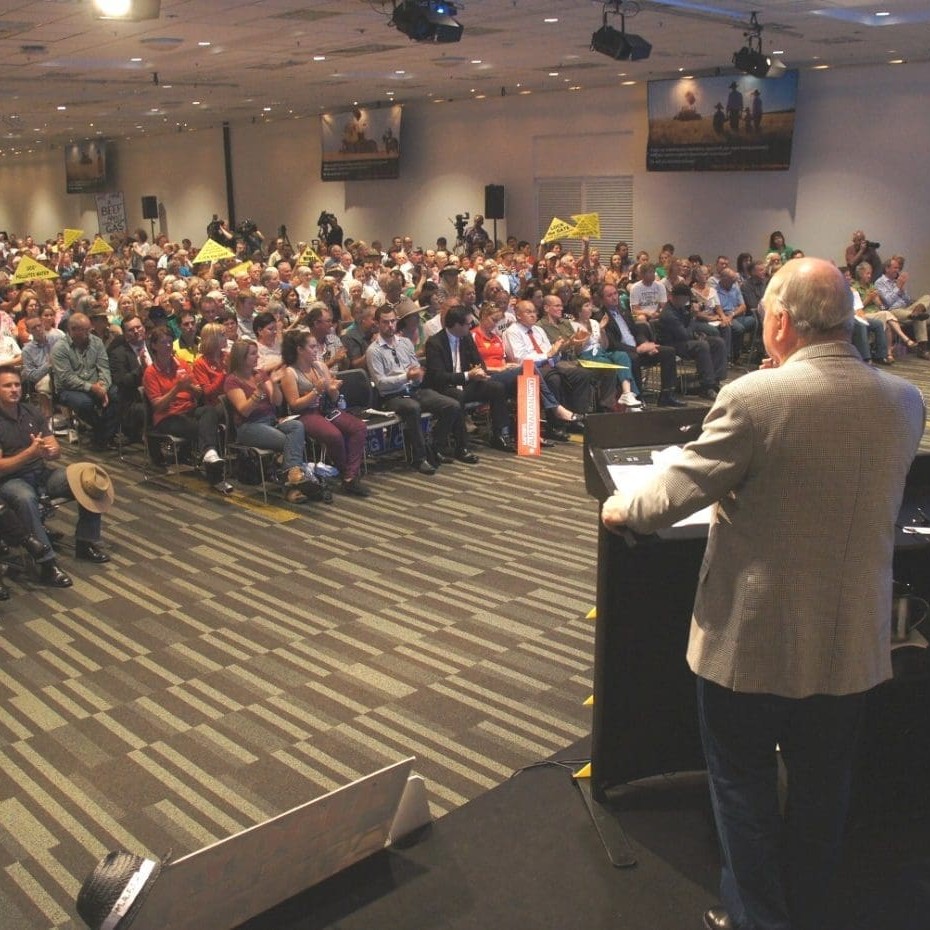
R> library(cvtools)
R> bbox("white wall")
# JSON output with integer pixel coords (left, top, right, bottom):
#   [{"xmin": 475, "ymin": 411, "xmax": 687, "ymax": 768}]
[{"xmin": 3, "ymin": 60, "xmax": 929, "ymax": 290}]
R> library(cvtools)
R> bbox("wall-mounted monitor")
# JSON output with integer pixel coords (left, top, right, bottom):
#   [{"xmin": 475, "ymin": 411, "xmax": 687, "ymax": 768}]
[
  {"xmin": 320, "ymin": 105, "xmax": 401, "ymax": 182},
  {"xmin": 646, "ymin": 71, "xmax": 799, "ymax": 172},
  {"xmin": 65, "ymin": 139, "xmax": 110, "ymax": 193}
]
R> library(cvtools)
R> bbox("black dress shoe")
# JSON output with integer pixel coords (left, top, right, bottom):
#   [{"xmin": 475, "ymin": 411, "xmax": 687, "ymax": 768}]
[
  {"xmin": 658, "ymin": 392, "xmax": 687, "ymax": 408},
  {"xmin": 434, "ymin": 451, "xmax": 455, "ymax": 465},
  {"xmin": 39, "ymin": 561, "xmax": 73, "ymax": 588},
  {"xmin": 75, "ymin": 541, "xmax": 111, "ymax": 564},
  {"xmin": 540, "ymin": 437, "xmax": 556, "ymax": 448},
  {"xmin": 342, "ymin": 477, "xmax": 371, "ymax": 497},
  {"xmin": 455, "ymin": 450, "xmax": 480, "ymax": 464},
  {"xmin": 414, "ymin": 460, "xmax": 436, "ymax": 475},
  {"xmin": 703, "ymin": 907, "xmax": 733, "ymax": 930},
  {"xmin": 21, "ymin": 535, "xmax": 51, "ymax": 560},
  {"xmin": 488, "ymin": 435, "xmax": 517, "ymax": 453},
  {"xmin": 545, "ymin": 425, "xmax": 570, "ymax": 442}
]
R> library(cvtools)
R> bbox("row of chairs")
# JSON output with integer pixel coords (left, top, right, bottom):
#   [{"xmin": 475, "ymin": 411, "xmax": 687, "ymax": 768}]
[{"xmin": 139, "ymin": 369, "xmax": 410, "ymax": 503}]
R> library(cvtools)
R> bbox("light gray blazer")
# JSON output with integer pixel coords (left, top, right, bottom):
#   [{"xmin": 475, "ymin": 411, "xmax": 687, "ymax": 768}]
[{"xmin": 623, "ymin": 341, "xmax": 926, "ymax": 698}]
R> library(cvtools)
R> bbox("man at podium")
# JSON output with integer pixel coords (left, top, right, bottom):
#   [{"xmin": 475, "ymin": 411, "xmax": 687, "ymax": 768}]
[{"xmin": 601, "ymin": 257, "xmax": 925, "ymax": 930}]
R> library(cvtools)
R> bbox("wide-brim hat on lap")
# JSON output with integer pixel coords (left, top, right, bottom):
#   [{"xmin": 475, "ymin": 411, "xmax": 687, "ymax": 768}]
[
  {"xmin": 76, "ymin": 850, "xmax": 167, "ymax": 930},
  {"xmin": 66, "ymin": 463, "xmax": 115, "ymax": 514}
]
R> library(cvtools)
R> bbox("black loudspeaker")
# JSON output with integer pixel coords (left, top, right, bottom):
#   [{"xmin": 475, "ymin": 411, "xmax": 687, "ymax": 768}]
[
  {"xmin": 141, "ymin": 195, "xmax": 158, "ymax": 220},
  {"xmin": 484, "ymin": 184, "xmax": 505, "ymax": 220}
]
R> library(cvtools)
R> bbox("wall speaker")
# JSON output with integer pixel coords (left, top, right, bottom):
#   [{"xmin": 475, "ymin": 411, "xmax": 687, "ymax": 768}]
[
  {"xmin": 141, "ymin": 195, "xmax": 158, "ymax": 220},
  {"xmin": 484, "ymin": 184, "xmax": 505, "ymax": 220}
]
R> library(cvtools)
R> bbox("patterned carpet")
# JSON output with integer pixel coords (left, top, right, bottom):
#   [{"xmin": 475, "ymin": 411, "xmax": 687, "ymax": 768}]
[
  {"xmin": 0, "ymin": 426, "xmax": 600, "ymax": 930},
  {"xmin": 1, "ymin": 353, "xmax": 927, "ymax": 930}
]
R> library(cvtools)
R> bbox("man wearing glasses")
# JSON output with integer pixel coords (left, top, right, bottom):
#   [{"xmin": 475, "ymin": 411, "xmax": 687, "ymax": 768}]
[{"xmin": 366, "ymin": 305, "xmax": 473, "ymax": 475}]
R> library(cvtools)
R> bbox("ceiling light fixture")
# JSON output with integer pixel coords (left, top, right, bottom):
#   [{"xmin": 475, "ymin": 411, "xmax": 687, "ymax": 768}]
[
  {"xmin": 732, "ymin": 11, "xmax": 771, "ymax": 77},
  {"xmin": 92, "ymin": 0, "xmax": 161, "ymax": 21},
  {"xmin": 390, "ymin": 0, "xmax": 463, "ymax": 43},
  {"xmin": 591, "ymin": 2, "xmax": 652, "ymax": 62}
]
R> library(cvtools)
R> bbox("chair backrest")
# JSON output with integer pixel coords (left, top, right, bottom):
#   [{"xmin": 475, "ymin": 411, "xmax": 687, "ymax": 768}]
[
  {"xmin": 219, "ymin": 395, "xmax": 239, "ymax": 443},
  {"xmin": 338, "ymin": 368, "xmax": 372, "ymax": 411}
]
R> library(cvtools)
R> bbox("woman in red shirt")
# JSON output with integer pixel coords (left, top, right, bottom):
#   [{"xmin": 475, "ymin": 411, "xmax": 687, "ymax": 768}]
[{"xmin": 142, "ymin": 325, "xmax": 226, "ymax": 487}]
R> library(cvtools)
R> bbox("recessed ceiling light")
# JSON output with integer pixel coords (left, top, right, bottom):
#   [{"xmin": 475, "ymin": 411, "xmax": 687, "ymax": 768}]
[
  {"xmin": 263, "ymin": 106, "xmax": 271, "ymax": 111},
  {"xmin": 519, "ymin": 89, "xmax": 532, "ymax": 95},
  {"xmin": 130, "ymin": 57, "xmax": 142, "ymax": 62},
  {"xmin": 313, "ymin": 55, "xmax": 326, "ymax": 61},
  {"xmin": 621, "ymin": 80, "xmax": 636, "ymax": 86},
  {"xmin": 198, "ymin": 41, "xmax": 211, "ymax": 47},
  {"xmin": 57, "ymin": 105, "xmax": 67, "ymax": 111},
  {"xmin": 875, "ymin": 11, "xmax": 890, "ymax": 16},
  {"xmin": 549, "ymin": 71, "xmax": 559, "ymax": 77},
  {"xmin": 395, "ymin": 69, "xmax": 406, "ymax": 74},
  {"xmin": 192, "ymin": 100, "xmax": 201, "ymax": 105},
  {"xmin": 812, "ymin": 64, "xmax": 830, "ymax": 69},
  {"xmin": 471, "ymin": 59, "xmax": 482, "ymax": 64},
  {"xmin": 773, "ymin": 50, "xmax": 784, "ymax": 56},
  {"xmin": 889, "ymin": 58, "xmax": 905, "ymax": 64},
  {"xmin": 544, "ymin": 17, "xmax": 558, "ymax": 23}
]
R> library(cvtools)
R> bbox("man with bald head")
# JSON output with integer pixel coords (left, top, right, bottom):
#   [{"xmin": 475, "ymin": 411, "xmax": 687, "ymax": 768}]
[
  {"xmin": 602, "ymin": 258, "xmax": 925, "ymax": 930},
  {"xmin": 50, "ymin": 311, "xmax": 119, "ymax": 449}
]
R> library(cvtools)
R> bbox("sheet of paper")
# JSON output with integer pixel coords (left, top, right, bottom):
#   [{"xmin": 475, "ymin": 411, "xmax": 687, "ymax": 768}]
[{"xmin": 606, "ymin": 446, "xmax": 714, "ymax": 528}]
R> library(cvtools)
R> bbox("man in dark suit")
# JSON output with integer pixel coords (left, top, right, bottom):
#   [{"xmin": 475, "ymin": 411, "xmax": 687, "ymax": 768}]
[
  {"xmin": 107, "ymin": 314, "xmax": 148, "ymax": 442},
  {"xmin": 603, "ymin": 258, "xmax": 925, "ymax": 930},
  {"xmin": 424, "ymin": 304, "xmax": 515, "ymax": 453},
  {"xmin": 656, "ymin": 283, "xmax": 728, "ymax": 399},
  {"xmin": 598, "ymin": 282, "xmax": 684, "ymax": 407}
]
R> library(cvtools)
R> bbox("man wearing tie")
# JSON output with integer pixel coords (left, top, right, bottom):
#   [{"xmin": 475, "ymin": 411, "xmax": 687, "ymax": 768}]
[
  {"xmin": 107, "ymin": 314, "xmax": 149, "ymax": 442},
  {"xmin": 598, "ymin": 283, "xmax": 683, "ymax": 407},
  {"xmin": 424, "ymin": 304, "xmax": 515, "ymax": 453},
  {"xmin": 503, "ymin": 300, "xmax": 591, "ymax": 417}
]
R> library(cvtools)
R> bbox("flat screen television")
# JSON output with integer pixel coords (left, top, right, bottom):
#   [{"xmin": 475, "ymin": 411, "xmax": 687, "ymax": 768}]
[
  {"xmin": 646, "ymin": 71, "xmax": 799, "ymax": 171},
  {"xmin": 65, "ymin": 139, "xmax": 110, "ymax": 193},
  {"xmin": 320, "ymin": 105, "xmax": 401, "ymax": 182}
]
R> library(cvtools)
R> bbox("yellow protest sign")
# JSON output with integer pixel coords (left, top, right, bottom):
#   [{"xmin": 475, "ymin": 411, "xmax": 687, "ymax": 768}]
[
  {"xmin": 87, "ymin": 237, "xmax": 114, "ymax": 255},
  {"xmin": 62, "ymin": 228, "xmax": 83, "ymax": 250},
  {"xmin": 228, "ymin": 261, "xmax": 252, "ymax": 278},
  {"xmin": 543, "ymin": 217, "xmax": 578, "ymax": 243},
  {"xmin": 571, "ymin": 212, "xmax": 601, "ymax": 238},
  {"xmin": 12, "ymin": 255, "xmax": 59, "ymax": 283},
  {"xmin": 193, "ymin": 239, "xmax": 236, "ymax": 264},
  {"xmin": 298, "ymin": 247, "xmax": 322, "ymax": 266}
]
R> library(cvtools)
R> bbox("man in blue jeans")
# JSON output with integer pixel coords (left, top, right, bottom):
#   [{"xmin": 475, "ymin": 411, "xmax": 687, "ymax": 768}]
[
  {"xmin": 602, "ymin": 258, "xmax": 925, "ymax": 930},
  {"xmin": 0, "ymin": 365, "xmax": 113, "ymax": 588},
  {"xmin": 51, "ymin": 310, "xmax": 119, "ymax": 450}
]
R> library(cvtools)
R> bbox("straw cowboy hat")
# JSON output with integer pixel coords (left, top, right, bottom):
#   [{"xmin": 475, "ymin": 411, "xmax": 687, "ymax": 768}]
[{"xmin": 66, "ymin": 463, "xmax": 115, "ymax": 513}]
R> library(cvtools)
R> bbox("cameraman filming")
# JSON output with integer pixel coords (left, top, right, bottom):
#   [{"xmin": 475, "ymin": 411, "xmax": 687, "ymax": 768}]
[
  {"xmin": 317, "ymin": 212, "xmax": 344, "ymax": 248},
  {"xmin": 845, "ymin": 229, "xmax": 882, "ymax": 281}
]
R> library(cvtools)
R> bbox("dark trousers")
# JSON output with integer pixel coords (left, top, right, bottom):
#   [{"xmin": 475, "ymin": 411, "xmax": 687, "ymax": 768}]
[
  {"xmin": 677, "ymin": 335, "xmax": 728, "ymax": 386},
  {"xmin": 157, "ymin": 404, "xmax": 223, "ymax": 457},
  {"xmin": 697, "ymin": 677, "xmax": 866, "ymax": 930},
  {"xmin": 59, "ymin": 386, "xmax": 120, "ymax": 443},
  {"xmin": 382, "ymin": 389, "xmax": 462, "ymax": 462},
  {"xmin": 443, "ymin": 378, "xmax": 510, "ymax": 436},
  {"xmin": 619, "ymin": 342, "xmax": 678, "ymax": 393},
  {"xmin": 542, "ymin": 361, "xmax": 592, "ymax": 414}
]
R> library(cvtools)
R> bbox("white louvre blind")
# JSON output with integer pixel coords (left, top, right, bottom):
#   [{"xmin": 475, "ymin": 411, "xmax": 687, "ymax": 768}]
[{"xmin": 536, "ymin": 176, "xmax": 634, "ymax": 254}]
